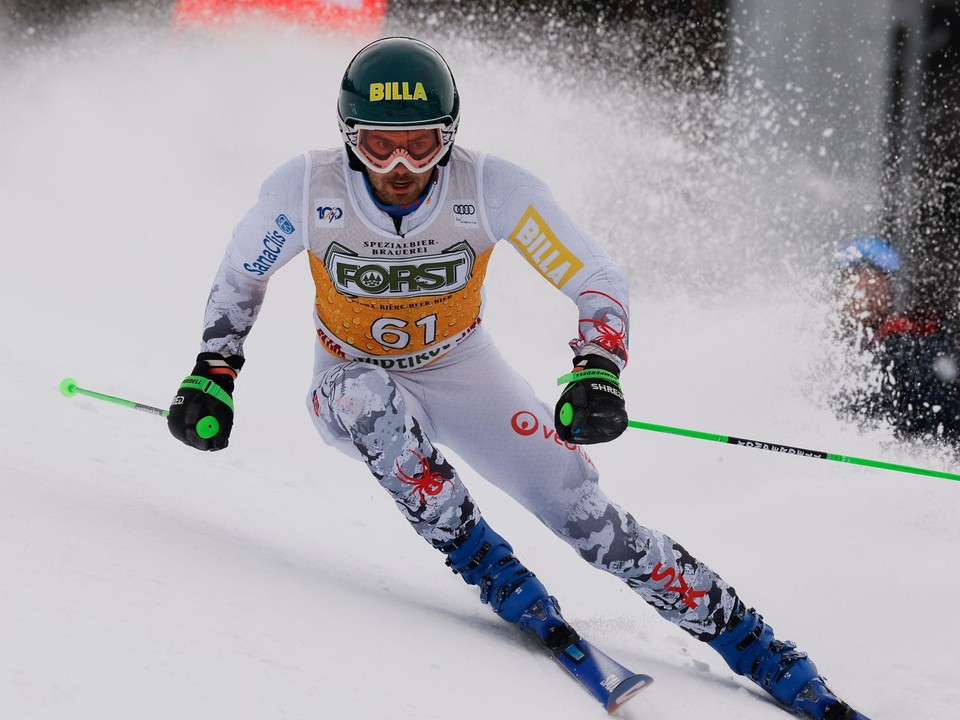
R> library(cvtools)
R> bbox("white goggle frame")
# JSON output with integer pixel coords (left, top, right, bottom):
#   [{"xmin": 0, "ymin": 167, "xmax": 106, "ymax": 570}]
[{"xmin": 341, "ymin": 119, "xmax": 454, "ymax": 174}]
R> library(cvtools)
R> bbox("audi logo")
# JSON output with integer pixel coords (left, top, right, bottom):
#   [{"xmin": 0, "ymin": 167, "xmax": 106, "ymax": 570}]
[{"xmin": 453, "ymin": 204, "xmax": 476, "ymax": 215}]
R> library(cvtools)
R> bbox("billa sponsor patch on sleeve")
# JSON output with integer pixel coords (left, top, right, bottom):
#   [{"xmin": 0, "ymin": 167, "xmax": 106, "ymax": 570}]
[{"xmin": 508, "ymin": 206, "xmax": 583, "ymax": 288}]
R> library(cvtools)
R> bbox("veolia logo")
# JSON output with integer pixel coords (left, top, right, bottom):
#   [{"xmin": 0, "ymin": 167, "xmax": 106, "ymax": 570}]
[{"xmin": 369, "ymin": 81, "xmax": 428, "ymax": 102}]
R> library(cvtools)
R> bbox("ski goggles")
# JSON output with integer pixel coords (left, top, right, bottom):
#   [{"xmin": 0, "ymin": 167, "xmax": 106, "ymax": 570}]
[{"xmin": 353, "ymin": 124, "xmax": 447, "ymax": 174}]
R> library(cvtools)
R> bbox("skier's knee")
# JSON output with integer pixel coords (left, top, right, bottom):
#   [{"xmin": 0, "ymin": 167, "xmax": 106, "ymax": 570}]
[{"xmin": 325, "ymin": 363, "xmax": 401, "ymax": 430}]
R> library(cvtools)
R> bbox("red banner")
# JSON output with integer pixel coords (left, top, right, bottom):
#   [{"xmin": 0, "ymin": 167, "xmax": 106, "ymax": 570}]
[{"xmin": 173, "ymin": 0, "xmax": 388, "ymax": 32}]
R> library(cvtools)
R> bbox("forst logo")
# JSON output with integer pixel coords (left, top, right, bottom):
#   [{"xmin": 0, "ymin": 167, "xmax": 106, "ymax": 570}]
[
  {"xmin": 356, "ymin": 268, "xmax": 386, "ymax": 290},
  {"xmin": 369, "ymin": 81, "xmax": 428, "ymax": 102},
  {"xmin": 324, "ymin": 241, "xmax": 476, "ymax": 298}
]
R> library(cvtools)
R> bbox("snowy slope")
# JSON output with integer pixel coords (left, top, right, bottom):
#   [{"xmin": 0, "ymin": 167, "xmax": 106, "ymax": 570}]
[{"xmin": 2, "ymin": 17, "xmax": 959, "ymax": 720}]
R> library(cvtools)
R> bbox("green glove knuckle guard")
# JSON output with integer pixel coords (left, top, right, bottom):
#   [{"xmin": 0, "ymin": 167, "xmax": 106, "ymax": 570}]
[{"xmin": 167, "ymin": 352, "xmax": 244, "ymax": 452}]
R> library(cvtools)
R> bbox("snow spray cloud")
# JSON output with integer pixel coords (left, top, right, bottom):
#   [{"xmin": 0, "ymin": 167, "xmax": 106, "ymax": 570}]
[
  {"xmin": 382, "ymin": 5, "xmax": 882, "ymax": 301},
  {"xmin": 0, "ymin": 5, "xmax": 877, "ymax": 329}
]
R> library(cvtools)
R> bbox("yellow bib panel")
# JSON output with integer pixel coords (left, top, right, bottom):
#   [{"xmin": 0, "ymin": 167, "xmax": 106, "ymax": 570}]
[{"xmin": 305, "ymin": 147, "xmax": 497, "ymax": 370}]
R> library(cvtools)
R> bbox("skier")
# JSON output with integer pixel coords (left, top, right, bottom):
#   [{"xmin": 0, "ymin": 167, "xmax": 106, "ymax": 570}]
[
  {"xmin": 168, "ymin": 37, "xmax": 869, "ymax": 719},
  {"xmin": 832, "ymin": 235, "xmax": 960, "ymax": 445}
]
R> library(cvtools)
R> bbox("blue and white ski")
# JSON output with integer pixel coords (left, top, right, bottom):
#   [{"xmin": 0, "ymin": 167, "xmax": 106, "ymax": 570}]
[
  {"xmin": 549, "ymin": 634, "xmax": 653, "ymax": 713},
  {"xmin": 517, "ymin": 598, "xmax": 652, "ymax": 713}
]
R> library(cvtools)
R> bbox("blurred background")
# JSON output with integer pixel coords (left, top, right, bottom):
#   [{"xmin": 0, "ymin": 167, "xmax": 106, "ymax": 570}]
[{"xmin": 2, "ymin": 0, "xmax": 957, "ymax": 332}]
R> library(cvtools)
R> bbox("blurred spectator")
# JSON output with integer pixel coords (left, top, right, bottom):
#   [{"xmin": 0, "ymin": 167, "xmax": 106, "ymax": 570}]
[{"xmin": 832, "ymin": 235, "xmax": 960, "ymax": 446}]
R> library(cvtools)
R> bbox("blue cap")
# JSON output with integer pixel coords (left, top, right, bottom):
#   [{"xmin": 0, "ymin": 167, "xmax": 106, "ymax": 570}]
[{"xmin": 834, "ymin": 236, "xmax": 900, "ymax": 273}]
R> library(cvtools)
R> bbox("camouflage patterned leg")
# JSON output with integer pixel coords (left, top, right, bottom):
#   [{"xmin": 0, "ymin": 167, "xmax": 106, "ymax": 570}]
[
  {"xmin": 550, "ymin": 482, "xmax": 737, "ymax": 640},
  {"xmin": 312, "ymin": 362, "xmax": 479, "ymax": 546}
]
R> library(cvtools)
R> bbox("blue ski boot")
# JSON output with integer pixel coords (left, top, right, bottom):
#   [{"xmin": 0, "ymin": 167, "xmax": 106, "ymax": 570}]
[
  {"xmin": 441, "ymin": 518, "xmax": 554, "ymax": 624},
  {"xmin": 708, "ymin": 600, "xmax": 870, "ymax": 720},
  {"xmin": 517, "ymin": 595, "xmax": 580, "ymax": 652}
]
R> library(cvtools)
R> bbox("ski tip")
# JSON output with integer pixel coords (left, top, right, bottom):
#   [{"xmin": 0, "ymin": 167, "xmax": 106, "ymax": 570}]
[{"xmin": 605, "ymin": 674, "xmax": 654, "ymax": 714}]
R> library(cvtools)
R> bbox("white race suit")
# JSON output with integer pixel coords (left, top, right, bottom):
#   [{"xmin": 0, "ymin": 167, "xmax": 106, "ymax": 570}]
[{"xmin": 197, "ymin": 145, "xmax": 738, "ymax": 639}]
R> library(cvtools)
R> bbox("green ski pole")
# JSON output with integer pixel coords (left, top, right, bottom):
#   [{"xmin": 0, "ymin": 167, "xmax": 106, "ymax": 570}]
[
  {"xmin": 627, "ymin": 419, "xmax": 960, "ymax": 483},
  {"xmin": 59, "ymin": 377, "xmax": 221, "ymax": 439}
]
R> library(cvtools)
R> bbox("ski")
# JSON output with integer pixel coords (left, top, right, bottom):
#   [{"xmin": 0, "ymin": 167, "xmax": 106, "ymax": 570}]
[
  {"xmin": 517, "ymin": 597, "xmax": 653, "ymax": 713},
  {"xmin": 548, "ymin": 634, "xmax": 654, "ymax": 714}
]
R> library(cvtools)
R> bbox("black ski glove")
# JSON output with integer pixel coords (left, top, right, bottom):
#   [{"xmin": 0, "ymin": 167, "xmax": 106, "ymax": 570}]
[
  {"xmin": 168, "ymin": 352, "xmax": 244, "ymax": 451},
  {"xmin": 555, "ymin": 354, "xmax": 628, "ymax": 444}
]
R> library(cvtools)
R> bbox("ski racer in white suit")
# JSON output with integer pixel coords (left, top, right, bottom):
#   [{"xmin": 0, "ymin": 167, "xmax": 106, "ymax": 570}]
[{"xmin": 167, "ymin": 37, "xmax": 869, "ymax": 720}]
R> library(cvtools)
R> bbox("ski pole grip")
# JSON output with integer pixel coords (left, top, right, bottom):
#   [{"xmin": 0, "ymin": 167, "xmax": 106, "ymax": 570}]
[
  {"xmin": 179, "ymin": 376, "xmax": 235, "ymax": 411},
  {"xmin": 180, "ymin": 375, "xmax": 233, "ymax": 410},
  {"xmin": 178, "ymin": 376, "xmax": 233, "ymax": 438}
]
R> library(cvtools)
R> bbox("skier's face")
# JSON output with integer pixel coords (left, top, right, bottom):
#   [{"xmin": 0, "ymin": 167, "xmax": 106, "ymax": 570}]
[{"xmin": 365, "ymin": 163, "xmax": 435, "ymax": 207}]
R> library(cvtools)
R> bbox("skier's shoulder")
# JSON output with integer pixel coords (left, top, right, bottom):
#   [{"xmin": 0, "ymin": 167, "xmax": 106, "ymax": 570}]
[
  {"xmin": 462, "ymin": 148, "xmax": 550, "ymax": 207},
  {"xmin": 307, "ymin": 146, "xmax": 347, "ymax": 171},
  {"xmin": 259, "ymin": 148, "xmax": 348, "ymax": 192},
  {"xmin": 258, "ymin": 153, "xmax": 309, "ymax": 199}
]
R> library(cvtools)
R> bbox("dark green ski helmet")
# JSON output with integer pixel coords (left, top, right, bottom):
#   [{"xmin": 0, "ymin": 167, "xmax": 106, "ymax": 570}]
[{"xmin": 338, "ymin": 37, "xmax": 460, "ymax": 171}]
